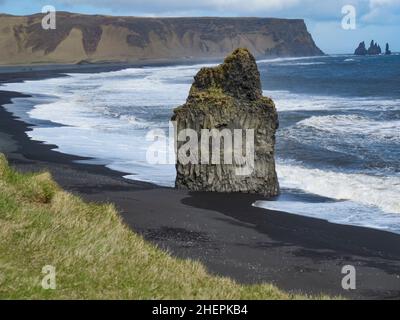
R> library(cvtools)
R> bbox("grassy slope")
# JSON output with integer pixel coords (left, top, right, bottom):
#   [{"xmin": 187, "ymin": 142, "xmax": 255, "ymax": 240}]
[{"xmin": 0, "ymin": 154, "xmax": 325, "ymax": 299}]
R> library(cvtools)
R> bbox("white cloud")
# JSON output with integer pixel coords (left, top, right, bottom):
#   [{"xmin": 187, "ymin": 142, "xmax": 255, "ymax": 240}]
[
  {"xmin": 370, "ymin": 0, "xmax": 400, "ymax": 7},
  {"xmin": 362, "ymin": 0, "xmax": 400, "ymax": 23},
  {"xmin": 7, "ymin": 0, "xmax": 400, "ymax": 27},
  {"xmin": 55, "ymin": 0, "xmax": 396, "ymax": 21},
  {"xmin": 57, "ymin": 0, "xmax": 302, "ymax": 14}
]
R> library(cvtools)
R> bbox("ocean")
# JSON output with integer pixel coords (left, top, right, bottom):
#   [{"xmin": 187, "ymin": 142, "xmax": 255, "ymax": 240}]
[{"xmin": 2, "ymin": 54, "xmax": 400, "ymax": 233}]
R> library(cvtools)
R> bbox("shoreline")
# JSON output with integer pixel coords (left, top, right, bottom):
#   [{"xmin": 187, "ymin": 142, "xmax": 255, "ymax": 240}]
[
  {"xmin": 1, "ymin": 69, "xmax": 400, "ymax": 299},
  {"xmin": 0, "ymin": 57, "xmax": 220, "ymax": 74}
]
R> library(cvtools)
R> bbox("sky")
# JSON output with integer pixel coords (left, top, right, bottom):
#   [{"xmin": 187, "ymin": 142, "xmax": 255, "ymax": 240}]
[{"xmin": 0, "ymin": 0, "xmax": 399, "ymax": 54}]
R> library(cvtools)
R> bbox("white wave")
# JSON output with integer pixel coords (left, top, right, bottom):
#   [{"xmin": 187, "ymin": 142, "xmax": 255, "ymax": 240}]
[
  {"xmin": 1, "ymin": 64, "xmax": 203, "ymax": 130},
  {"xmin": 26, "ymin": 125, "xmax": 176, "ymax": 186},
  {"xmin": 297, "ymin": 115, "xmax": 400, "ymax": 142},
  {"xmin": 276, "ymin": 160, "xmax": 400, "ymax": 214},
  {"xmin": 257, "ymin": 55, "xmax": 327, "ymax": 64},
  {"xmin": 344, "ymin": 58, "xmax": 355, "ymax": 62},
  {"xmin": 1, "ymin": 65, "xmax": 198, "ymax": 185},
  {"xmin": 254, "ymin": 199, "xmax": 400, "ymax": 233},
  {"xmin": 264, "ymin": 90, "xmax": 400, "ymax": 112},
  {"xmin": 274, "ymin": 62, "xmax": 326, "ymax": 66}
]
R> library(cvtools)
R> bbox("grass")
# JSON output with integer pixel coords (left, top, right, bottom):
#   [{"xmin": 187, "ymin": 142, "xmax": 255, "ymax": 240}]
[{"xmin": 0, "ymin": 153, "xmax": 328, "ymax": 299}]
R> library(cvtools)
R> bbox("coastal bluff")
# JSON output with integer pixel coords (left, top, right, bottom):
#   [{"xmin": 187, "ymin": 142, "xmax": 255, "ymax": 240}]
[
  {"xmin": 172, "ymin": 48, "xmax": 280, "ymax": 197},
  {"xmin": 0, "ymin": 12, "xmax": 323, "ymax": 65}
]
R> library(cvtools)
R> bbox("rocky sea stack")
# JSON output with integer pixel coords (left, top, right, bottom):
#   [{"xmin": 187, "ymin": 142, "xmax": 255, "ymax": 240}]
[
  {"xmin": 385, "ymin": 43, "xmax": 392, "ymax": 55},
  {"xmin": 354, "ymin": 41, "xmax": 367, "ymax": 55},
  {"xmin": 367, "ymin": 40, "xmax": 382, "ymax": 55},
  {"xmin": 172, "ymin": 48, "xmax": 279, "ymax": 197},
  {"xmin": 354, "ymin": 40, "xmax": 392, "ymax": 56}
]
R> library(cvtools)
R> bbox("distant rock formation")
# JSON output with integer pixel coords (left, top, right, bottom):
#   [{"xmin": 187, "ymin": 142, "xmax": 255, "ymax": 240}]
[
  {"xmin": 0, "ymin": 12, "xmax": 323, "ymax": 65},
  {"xmin": 172, "ymin": 48, "xmax": 279, "ymax": 197},
  {"xmin": 354, "ymin": 41, "xmax": 367, "ymax": 55},
  {"xmin": 355, "ymin": 40, "xmax": 391, "ymax": 56},
  {"xmin": 385, "ymin": 43, "xmax": 392, "ymax": 55},
  {"xmin": 368, "ymin": 40, "xmax": 381, "ymax": 55}
]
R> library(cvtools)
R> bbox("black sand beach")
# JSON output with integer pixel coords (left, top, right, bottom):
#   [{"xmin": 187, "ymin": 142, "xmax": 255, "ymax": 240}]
[{"xmin": 1, "ymin": 67, "xmax": 400, "ymax": 300}]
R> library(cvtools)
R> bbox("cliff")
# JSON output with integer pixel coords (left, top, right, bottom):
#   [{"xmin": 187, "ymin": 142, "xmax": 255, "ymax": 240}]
[
  {"xmin": 172, "ymin": 48, "xmax": 280, "ymax": 197},
  {"xmin": 0, "ymin": 12, "xmax": 323, "ymax": 65}
]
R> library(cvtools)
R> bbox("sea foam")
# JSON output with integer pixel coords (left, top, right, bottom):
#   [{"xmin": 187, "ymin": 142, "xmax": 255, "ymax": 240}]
[{"xmin": 276, "ymin": 160, "xmax": 400, "ymax": 215}]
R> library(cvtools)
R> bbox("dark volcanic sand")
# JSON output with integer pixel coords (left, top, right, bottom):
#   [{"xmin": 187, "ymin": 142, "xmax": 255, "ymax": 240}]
[{"xmin": 1, "ymin": 68, "xmax": 400, "ymax": 300}]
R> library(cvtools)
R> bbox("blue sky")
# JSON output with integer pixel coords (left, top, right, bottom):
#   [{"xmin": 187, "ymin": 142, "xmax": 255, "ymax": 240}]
[{"xmin": 0, "ymin": 0, "xmax": 399, "ymax": 54}]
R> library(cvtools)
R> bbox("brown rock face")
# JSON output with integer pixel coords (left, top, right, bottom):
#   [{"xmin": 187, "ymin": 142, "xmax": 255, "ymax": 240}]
[
  {"xmin": 172, "ymin": 48, "xmax": 280, "ymax": 197},
  {"xmin": 0, "ymin": 13, "xmax": 323, "ymax": 65}
]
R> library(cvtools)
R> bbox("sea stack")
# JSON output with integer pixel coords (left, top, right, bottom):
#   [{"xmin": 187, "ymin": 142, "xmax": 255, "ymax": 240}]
[
  {"xmin": 354, "ymin": 41, "xmax": 367, "ymax": 55},
  {"xmin": 172, "ymin": 48, "xmax": 280, "ymax": 197},
  {"xmin": 367, "ymin": 40, "xmax": 382, "ymax": 55},
  {"xmin": 385, "ymin": 43, "xmax": 392, "ymax": 55}
]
